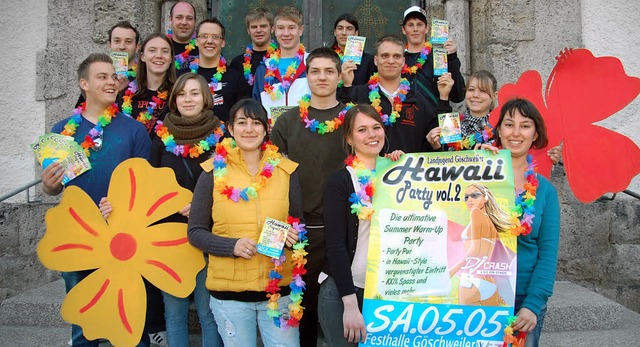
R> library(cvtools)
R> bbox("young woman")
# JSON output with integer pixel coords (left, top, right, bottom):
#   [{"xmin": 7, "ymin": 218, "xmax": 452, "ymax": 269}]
[
  {"xmin": 319, "ymin": 104, "xmax": 402, "ymax": 346},
  {"xmin": 494, "ymin": 98, "xmax": 561, "ymax": 347},
  {"xmin": 119, "ymin": 34, "xmax": 176, "ymax": 137},
  {"xmin": 427, "ymin": 70, "xmax": 498, "ymax": 151},
  {"xmin": 150, "ymin": 73, "xmax": 224, "ymax": 347},
  {"xmin": 332, "ymin": 13, "xmax": 376, "ymax": 87},
  {"xmin": 187, "ymin": 99, "xmax": 305, "ymax": 347},
  {"xmin": 449, "ymin": 183, "xmax": 512, "ymax": 306}
]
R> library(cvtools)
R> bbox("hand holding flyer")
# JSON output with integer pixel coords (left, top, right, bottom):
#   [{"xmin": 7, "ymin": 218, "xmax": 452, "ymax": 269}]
[
  {"xmin": 257, "ymin": 217, "xmax": 290, "ymax": 258},
  {"xmin": 344, "ymin": 35, "xmax": 367, "ymax": 65},
  {"xmin": 31, "ymin": 133, "xmax": 91, "ymax": 185}
]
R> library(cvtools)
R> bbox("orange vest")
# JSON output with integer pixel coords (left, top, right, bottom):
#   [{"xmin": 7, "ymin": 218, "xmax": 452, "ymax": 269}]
[{"xmin": 201, "ymin": 147, "xmax": 298, "ymax": 292}]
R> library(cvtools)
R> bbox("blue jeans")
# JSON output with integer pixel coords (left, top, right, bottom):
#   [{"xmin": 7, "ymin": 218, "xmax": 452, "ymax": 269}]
[
  {"xmin": 162, "ymin": 264, "xmax": 222, "ymax": 347},
  {"xmin": 209, "ymin": 295, "xmax": 300, "ymax": 347},
  {"xmin": 318, "ymin": 276, "xmax": 364, "ymax": 347},
  {"xmin": 514, "ymin": 295, "xmax": 547, "ymax": 347},
  {"xmin": 61, "ymin": 270, "xmax": 150, "ymax": 347}
]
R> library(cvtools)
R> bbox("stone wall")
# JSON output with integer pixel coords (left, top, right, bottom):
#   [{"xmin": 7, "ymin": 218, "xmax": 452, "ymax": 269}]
[{"xmin": 0, "ymin": 0, "xmax": 47, "ymax": 203}]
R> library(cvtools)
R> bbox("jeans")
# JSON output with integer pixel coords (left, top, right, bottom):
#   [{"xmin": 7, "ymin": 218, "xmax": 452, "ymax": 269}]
[
  {"xmin": 209, "ymin": 295, "xmax": 300, "ymax": 347},
  {"xmin": 318, "ymin": 276, "xmax": 364, "ymax": 347},
  {"xmin": 61, "ymin": 270, "xmax": 150, "ymax": 347},
  {"xmin": 162, "ymin": 264, "xmax": 223, "ymax": 347},
  {"xmin": 514, "ymin": 294, "xmax": 548, "ymax": 347}
]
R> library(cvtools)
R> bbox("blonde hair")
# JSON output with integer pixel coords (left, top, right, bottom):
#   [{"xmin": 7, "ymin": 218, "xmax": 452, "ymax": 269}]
[
  {"xmin": 467, "ymin": 183, "xmax": 512, "ymax": 233},
  {"xmin": 274, "ymin": 5, "xmax": 303, "ymax": 26}
]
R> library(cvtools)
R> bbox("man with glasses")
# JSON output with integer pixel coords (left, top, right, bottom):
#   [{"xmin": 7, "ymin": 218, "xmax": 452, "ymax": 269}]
[
  {"xmin": 42, "ymin": 53, "xmax": 151, "ymax": 346},
  {"xmin": 185, "ymin": 18, "xmax": 250, "ymax": 121},
  {"xmin": 339, "ymin": 35, "xmax": 452, "ymax": 153}
]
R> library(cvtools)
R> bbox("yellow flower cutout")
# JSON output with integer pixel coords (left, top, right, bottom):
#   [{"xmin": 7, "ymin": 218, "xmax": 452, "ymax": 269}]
[{"xmin": 37, "ymin": 158, "xmax": 204, "ymax": 347}]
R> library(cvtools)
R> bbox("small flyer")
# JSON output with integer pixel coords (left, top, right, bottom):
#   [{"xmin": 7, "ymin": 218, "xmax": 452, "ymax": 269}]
[
  {"xmin": 344, "ymin": 35, "xmax": 367, "ymax": 64},
  {"xmin": 438, "ymin": 113, "xmax": 462, "ymax": 144},
  {"xmin": 430, "ymin": 19, "xmax": 449, "ymax": 45},
  {"xmin": 110, "ymin": 51, "xmax": 129, "ymax": 76},
  {"xmin": 269, "ymin": 106, "xmax": 294, "ymax": 125},
  {"xmin": 31, "ymin": 133, "xmax": 91, "ymax": 185},
  {"xmin": 433, "ymin": 47, "xmax": 448, "ymax": 76},
  {"xmin": 257, "ymin": 217, "xmax": 290, "ymax": 258}
]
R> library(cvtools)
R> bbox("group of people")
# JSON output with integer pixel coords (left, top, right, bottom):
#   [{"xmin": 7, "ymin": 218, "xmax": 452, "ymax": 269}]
[{"xmin": 41, "ymin": 2, "xmax": 560, "ymax": 347}]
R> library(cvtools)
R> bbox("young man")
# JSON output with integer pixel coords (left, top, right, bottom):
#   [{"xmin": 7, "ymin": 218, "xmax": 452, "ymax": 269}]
[
  {"xmin": 252, "ymin": 5, "xmax": 310, "ymax": 121},
  {"xmin": 43, "ymin": 53, "xmax": 151, "ymax": 346},
  {"xmin": 401, "ymin": 6, "xmax": 465, "ymax": 107},
  {"xmin": 169, "ymin": 1, "xmax": 198, "ymax": 70},
  {"xmin": 339, "ymin": 35, "xmax": 453, "ymax": 153},
  {"xmin": 229, "ymin": 7, "xmax": 274, "ymax": 86},
  {"xmin": 270, "ymin": 47, "xmax": 349, "ymax": 347},
  {"xmin": 332, "ymin": 13, "xmax": 377, "ymax": 87},
  {"xmin": 184, "ymin": 18, "xmax": 250, "ymax": 121},
  {"xmin": 76, "ymin": 21, "xmax": 141, "ymax": 106}
]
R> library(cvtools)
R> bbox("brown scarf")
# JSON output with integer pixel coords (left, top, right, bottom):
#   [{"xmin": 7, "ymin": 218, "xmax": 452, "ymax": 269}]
[{"xmin": 162, "ymin": 109, "xmax": 222, "ymax": 145}]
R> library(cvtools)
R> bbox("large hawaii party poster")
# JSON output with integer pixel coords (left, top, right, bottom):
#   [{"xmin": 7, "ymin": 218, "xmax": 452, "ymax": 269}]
[{"xmin": 361, "ymin": 150, "xmax": 517, "ymax": 347}]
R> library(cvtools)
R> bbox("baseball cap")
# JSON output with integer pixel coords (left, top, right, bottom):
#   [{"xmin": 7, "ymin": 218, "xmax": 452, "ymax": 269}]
[{"xmin": 403, "ymin": 6, "xmax": 427, "ymax": 25}]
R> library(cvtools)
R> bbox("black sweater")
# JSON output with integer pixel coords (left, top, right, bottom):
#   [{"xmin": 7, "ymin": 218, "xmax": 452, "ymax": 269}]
[{"xmin": 322, "ymin": 167, "xmax": 359, "ymax": 297}]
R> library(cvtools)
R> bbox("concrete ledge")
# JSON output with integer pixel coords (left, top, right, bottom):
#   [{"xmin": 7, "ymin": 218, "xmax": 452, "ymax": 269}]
[
  {"xmin": 543, "ymin": 281, "xmax": 636, "ymax": 332},
  {"xmin": 0, "ymin": 279, "xmax": 65, "ymax": 327}
]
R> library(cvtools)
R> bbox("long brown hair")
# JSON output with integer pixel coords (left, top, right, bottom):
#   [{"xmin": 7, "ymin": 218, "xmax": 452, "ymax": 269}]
[
  {"xmin": 134, "ymin": 34, "xmax": 176, "ymax": 99},
  {"xmin": 168, "ymin": 73, "xmax": 214, "ymax": 113}
]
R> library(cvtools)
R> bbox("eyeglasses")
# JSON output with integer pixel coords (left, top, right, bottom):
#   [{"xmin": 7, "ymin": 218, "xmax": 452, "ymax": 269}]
[
  {"xmin": 463, "ymin": 192, "xmax": 483, "ymax": 201},
  {"xmin": 197, "ymin": 34, "xmax": 223, "ymax": 41}
]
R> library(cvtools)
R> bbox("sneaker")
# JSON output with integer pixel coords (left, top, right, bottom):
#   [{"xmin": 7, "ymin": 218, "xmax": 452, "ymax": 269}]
[{"xmin": 149, "ymin": 331, "xmax": 167, "ymax": 347}]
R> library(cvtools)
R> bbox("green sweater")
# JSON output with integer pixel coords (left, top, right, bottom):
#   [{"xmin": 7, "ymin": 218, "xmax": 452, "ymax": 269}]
[{"xmin": 271, "ymin": 103, "xmax": 348, "ymax": 225}]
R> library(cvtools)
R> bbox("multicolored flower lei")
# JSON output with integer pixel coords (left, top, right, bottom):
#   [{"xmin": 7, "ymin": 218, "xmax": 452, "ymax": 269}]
[
  {"xmin": 346, "ymin": 155, "xmax": 376, "ymax": 220},
  {"xmin": 508, "ymin": 154, "xmax": 538, "ymax": 236},
  {"xmin": 212, "ymin": 138, "xmax": 282, "ymax": 202},
  {"xmin": 298, "ymin": 95, "xmax": 353, "ymax": 134},
  {"xmin": 242, "ymin": 43, "xmax": 273, "ymax": 86},
  {"xmin": 402, "ymin": 41, "xmax": 432, "ymax": 75},
  {"xmin": 263, "ymin": 43, "xmax": 305, "ymax": 100},
  {"xmin": 448, "ymin": 113, "xmax": 495, "ymax": 151},
  {"xmin": 502, "ymin": 316, "xmax": 527, "ymax": 347},
  {"xmin": 121, "ymin": 81, "xmax": 168, "ymax": 127},
  {"xmin": 154, "ymin": 122, "xmax": 225, "ymax": 158},
  {"xmin": 266, "ymin": 216, "xmax": 308, "ymax": 328},
  {"xmin": 60, "ymin": 102, "xmax": 118, "ymax": 156},
  {"xmin": 190, "ymin": 56, "xmax": 227, "ymax": 94},
  {"xmin": 368, "ymin": 73, "xmax": 410, "ymax": 126},
  {"xmin": 168, "ymin": 29, "xmax": 198, "ymax": 71},
  {"xmin": 127, "ymin": 63, "xmax": 137, "ymax": 79},
  {"xmin": 333, "ymin": 44, "xmax": 345, "ymax": 87}
]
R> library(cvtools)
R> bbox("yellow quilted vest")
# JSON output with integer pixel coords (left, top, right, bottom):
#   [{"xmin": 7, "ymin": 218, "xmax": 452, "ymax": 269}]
[{"xmin": 201, "ymin": 147, "xmax": 298, "ymax": 292}]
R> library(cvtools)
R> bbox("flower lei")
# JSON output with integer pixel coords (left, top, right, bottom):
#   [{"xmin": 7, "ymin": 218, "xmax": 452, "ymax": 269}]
[
  {"xmin": 60, "ymin": 102, "xmax": 118, "ymax": 157},
  {"xmin": 168, "ymin": 29, "xmax": 198, "ymax": 71},
  {"xmin": 402, "ymin": 41, "xmax": 432, "ymax": 75},
  {"xmin": 368, "ymin": 73, "xmax": 410, "ymax": 126},
  {"xmin": 266, "ymin": 216, "xmax": 308, "ymax": 328},
  {"xmin": 212, "ymin": 138, "xmax": 281, "ymax": 202},
  {"xmin": 448, "ymin": 113, "xmax": 495, "ymax": 151},
  {"xmin": 191, "ymin": 56, "xmax": 227, "ymax": 94},
  {"xmin": 121, "ymin": 81, "xmax": 168, "ymax": 127},
  {"xmin": 242, "ymin": 43, "xmax": 273, "ymax": 86},
  {"xmin": 346, "ymin": 155, "xmax": 376, "ymax": 220},
  {"xmin": 298, "ymin": 95, "xmax": 353, "ymax": 134},
  {"xmin": 508, "ymin": 154, "xmax": 538, "ymax": 236},
  {"xmin": 263, "ymin": 43, "xmax": 305, "ymax": 100},
  {"xmin": 502, "ymin": 316, "xmax": 527, "ymax": 347},
  {"xmin": 154, "ymin": 122, "xmax": 225, "ymax": 158},
  {"xmin": 127, "ymin": 63, "xmax": 137, "ymax": 79},
  {"xmin": 333, "ymin": 44, "xmax": 345, "ymax": 87}
]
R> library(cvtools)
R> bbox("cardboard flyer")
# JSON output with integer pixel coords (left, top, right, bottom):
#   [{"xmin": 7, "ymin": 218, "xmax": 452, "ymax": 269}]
[
  {"xmin": 343, "ymin": 35, "xmax": 366, "ymax": 64},
  {"xmin": 269, "ymin": 106, "xmax": 294, "ymax": 125},
  {"xmin": 438, "ymin": 113, "xmax": 462, "ymax": 144},
  {"xmin": 31, "ymin": 133, "xmax": 91, "ymax": 185},
  {"xmin": 433, "ymin": 47, "xmax": 448, "ymax": 76},
  {"xmin": 110, "ymin": 51, "xmax": 129, "ymax": 76},
  {"xmin": 257, "ymin": 217, "xmax": 290, "ymax": 258},
  {"xmin": 430, "ymin": 19, "xmax": 449, "ymax": 45}
]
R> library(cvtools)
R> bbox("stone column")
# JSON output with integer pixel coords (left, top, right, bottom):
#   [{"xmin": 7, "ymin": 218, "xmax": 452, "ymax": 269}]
[{"xmin": 443, "ymin": 0, "xmax": 470, "ymax": 76}]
